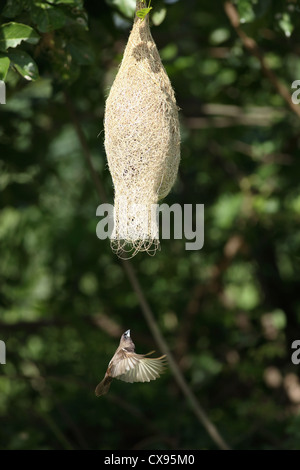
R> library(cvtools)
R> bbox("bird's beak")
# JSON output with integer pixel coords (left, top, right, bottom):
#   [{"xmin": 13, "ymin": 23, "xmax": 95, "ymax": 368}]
[{"xmin": 125, "ymin": 329, "xmax": 130, "ymax": 337}]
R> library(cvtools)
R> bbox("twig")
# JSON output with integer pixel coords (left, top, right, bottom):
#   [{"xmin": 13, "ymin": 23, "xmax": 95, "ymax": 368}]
[
  {"xmin": 224, "ymin": 1, "xmax": 300, "ymax": 119},
  {"xmin": 0, "ymin": 315, "xmax": 121, "ymax": 335},
  {"xmin": 8, "ymin": 373, "xmax": 173, "ymax": 444},
  {"xmin": 201, "ymin": 104, "xmax": 283, "ymax": 118},
  {"xmin": 186, "ymin": 104, "xmax": 285, "ymax": 128},
  {"xmin": 232, "ymin": 140, "xmax": 293, "ymax": 165},
  {"xmin": 64, "ymin": 91, "xmax": 231, "ymax": 450},
  {"xmin": 0, "ymin": 314, "xmax": 154, "ymax": 347},
  {"xmin": 186, "ymin": 115, "xmax": 275, "ymax": 128},
  {"xmin": 54, "ymin": 400, "xmax": 89, "ymax": 450},
  {"xmin": 64, "ymin": 91, "xmax": 106, "ymax": 202},
  {"xmin": 37, "ymin": 409, "xmax": 74, "ymax": 450}
]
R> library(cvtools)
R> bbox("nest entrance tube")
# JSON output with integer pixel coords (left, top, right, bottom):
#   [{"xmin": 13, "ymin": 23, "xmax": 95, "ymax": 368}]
[{"xmin": 104, "ymin": 1, "xmax": 181, "ymax": 258}]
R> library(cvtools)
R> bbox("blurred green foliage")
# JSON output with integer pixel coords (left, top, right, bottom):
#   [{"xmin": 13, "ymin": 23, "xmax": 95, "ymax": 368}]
[{"xmin": 1, "ymin": 0, "xmax": 300, "ymax": 450}]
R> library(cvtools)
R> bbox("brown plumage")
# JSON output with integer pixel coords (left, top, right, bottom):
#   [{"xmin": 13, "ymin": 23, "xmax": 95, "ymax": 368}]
[{"xmin": 95, "ymin": 329, "xmax": 167, "ymax": 397}]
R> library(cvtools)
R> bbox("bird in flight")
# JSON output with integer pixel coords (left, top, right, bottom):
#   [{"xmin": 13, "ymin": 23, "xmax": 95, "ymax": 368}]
[{"xmin": 95, "ymin": 329, "xmax": 167, "ymax": 396}]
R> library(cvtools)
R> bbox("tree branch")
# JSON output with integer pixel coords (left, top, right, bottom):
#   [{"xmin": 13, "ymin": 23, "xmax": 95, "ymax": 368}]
[{"xmin": 224, "ymin": 1, "xmax": 300, "ymax": 119}]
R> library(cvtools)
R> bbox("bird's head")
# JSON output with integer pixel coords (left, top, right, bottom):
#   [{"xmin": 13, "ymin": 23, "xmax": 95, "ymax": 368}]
[{"xmin": 120, "ymin": 329, "xmax": 135, "ymax": 350}]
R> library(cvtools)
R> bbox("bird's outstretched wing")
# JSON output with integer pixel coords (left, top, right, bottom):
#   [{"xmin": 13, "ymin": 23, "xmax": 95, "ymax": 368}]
[{"xmin": 110, "ymin": 349, "xmax": 167, "ymax": 383}]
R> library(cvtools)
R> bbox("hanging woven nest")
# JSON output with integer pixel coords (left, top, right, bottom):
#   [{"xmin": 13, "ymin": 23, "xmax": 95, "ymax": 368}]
[{"xmin": 104, "ymin": 1, "xmax": 180, "ymax": 258}]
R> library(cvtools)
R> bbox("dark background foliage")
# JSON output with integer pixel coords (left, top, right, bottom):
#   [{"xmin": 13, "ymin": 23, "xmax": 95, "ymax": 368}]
[{"xmin": 1, "ymin": 0, "xmax": 300, "ymax": 450}]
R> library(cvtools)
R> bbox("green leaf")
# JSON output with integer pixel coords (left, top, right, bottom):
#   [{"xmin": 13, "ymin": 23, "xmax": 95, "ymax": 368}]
[
  {"xmin": 278, "ymin": 13, "xmax": 294, "ymax": 38},
  {"xmin": 209, "ymin": 28, "xmax": 230, "ymax": 45},
  {"xmin": 237, "ymin": 0, "xmax": 255, "ymax": 24},
  {"xmin": 106, "ymin": 0, "xmax": 136, "ymax": 18},
  {"xmin": 152, "ymin": 7, "xmax": 166, "ymax": 26},
  {"xmin": 136, "ymin": 7, "xmax": 152, "ymax": 21},
  {"xmin": 31, "ymin": 3, "xmax": 66, "ymax": 33},
  {"xmin": 0, "ymin": 55, "xmax": 10, "ymax": 81},
  {"xmin": 64, "ymin": 9, "xmax": 88, "ymax": 31},
  {"xmin": 8, "ymin": 50, "xmax": 39, "ymax": 81},
  {"xmin": 0, "ymin": 23, "xmax": 40, "ymax": 52}
]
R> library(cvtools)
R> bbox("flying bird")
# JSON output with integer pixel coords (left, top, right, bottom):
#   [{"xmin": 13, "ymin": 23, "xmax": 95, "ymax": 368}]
[{"xmin": 95, "ymin": 329, "xmax": 167, "ymax": 397}]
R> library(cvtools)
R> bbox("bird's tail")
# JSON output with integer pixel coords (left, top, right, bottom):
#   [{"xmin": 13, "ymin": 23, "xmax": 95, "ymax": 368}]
[{"xmin": 95, "ymin": 377, "xmax": 112, "ymax": 397}]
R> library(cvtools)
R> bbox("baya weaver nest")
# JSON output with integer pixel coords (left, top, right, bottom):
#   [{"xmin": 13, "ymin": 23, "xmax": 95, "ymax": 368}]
[{"xmin": 104, "ymin": 1, "xmax": 180, "ymax": 257}]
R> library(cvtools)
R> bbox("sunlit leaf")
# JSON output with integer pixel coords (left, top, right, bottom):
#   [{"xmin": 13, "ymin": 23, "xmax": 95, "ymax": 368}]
[
  {"xmin": 152, "ymin": 7, "xmax": 166, "ymax": 26},
  {"xmin": 136, "ymin": 7, "xmax": 152, "ymax": 21},
  {"xmin": 0, "ymin": 54, "xmax": 10, "ymax": 80},
  {"xmin": 8, "ymin": 50, "xmax": 39, "ymax": 81},
  {"xmin": 106, "ymin": 0, "xmax": 136, "ymax": 18},
  {"xmin": 278, "ymin": 13, "xmax": 294, "ymax": 38},
  {"xmin": 237, "ymin": 0, "xmax": 255, "ymax": 23},
  {"xmin": 30, "ymin": 3, "xmax": 66, "ymax": 33},
  {"xmin": 0, "ymin": 23, "xmax": 40, "ymax": 52}
]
